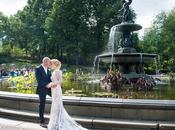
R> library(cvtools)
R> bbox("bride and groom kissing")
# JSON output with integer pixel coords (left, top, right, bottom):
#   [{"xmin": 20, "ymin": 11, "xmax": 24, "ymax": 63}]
[{"xmin": 35, "ymin": 57, "xmax": 87, "ymax": 130}]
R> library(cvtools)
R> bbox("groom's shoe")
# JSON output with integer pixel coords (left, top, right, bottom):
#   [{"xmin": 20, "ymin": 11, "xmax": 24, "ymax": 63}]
[{"xmin": 40, "ymin": 123, "xmax": 47, "ymax": 128}]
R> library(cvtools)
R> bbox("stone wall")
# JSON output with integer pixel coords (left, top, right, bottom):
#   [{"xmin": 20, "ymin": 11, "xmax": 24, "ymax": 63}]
[{"xmin": 0, "ymin": 91, "xmax": 175, "ymax": 130}]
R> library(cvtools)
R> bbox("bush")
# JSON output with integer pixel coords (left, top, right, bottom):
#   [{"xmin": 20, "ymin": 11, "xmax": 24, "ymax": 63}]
[
  {"xmin": 168, "ymin": 72, "xmax": 175, "ymax": 82},
  {"xmin": 8, "ymin": 72, "xmax": 37, "ymax": 94},
  {"xmin": 0, "ymin": 44, "xmax": 25, "ymax": 57}
]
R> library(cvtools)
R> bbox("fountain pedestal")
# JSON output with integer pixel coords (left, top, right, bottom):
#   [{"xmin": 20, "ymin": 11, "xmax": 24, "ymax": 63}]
[{"xmin": 117, "ymin": 47, "xmax": 136, "ymax": 53}]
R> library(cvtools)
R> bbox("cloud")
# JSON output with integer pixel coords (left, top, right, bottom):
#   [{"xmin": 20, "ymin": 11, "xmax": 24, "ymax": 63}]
[
  {"xmin": 132, "ymin": 0, "xmax": 175, "ymax": 36},
  {"xmin": 0, "ymin": 0, "xmax": 27, "ymax": 16},
  {"xmin": 132, "ymin": 0, "xmax": 175, "ymax": 17},
  {"xmin": 0, "ymin": 0, "xmax": 175, "ymax": 31}
]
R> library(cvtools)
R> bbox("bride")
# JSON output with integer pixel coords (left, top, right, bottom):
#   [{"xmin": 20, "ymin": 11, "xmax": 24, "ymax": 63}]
[{"xmin": 48, "ymin": 59, "xmax": 88, "ymax": 130}]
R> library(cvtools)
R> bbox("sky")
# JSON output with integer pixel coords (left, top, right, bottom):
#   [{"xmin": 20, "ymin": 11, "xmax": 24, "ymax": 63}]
[
  {"xmin": 0, "ymin": 0, "xmax": 175, "ymax": 36},
  {"xmin": 0, "ymin": 0, "xmax": 27, "ymax": 16},
  {"xmin": 131, "ymin": 0, "xmax": 175, "ymax": 36}
]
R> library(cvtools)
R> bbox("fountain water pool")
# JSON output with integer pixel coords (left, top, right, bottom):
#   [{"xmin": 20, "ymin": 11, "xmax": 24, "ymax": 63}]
[{"xmin": 0, "ymin": 78, "xmax": 174, "ymax": 99}]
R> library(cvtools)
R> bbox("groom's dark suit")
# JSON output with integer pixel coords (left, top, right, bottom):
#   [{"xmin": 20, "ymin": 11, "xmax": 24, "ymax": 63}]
[{"xmin": 35, "ymin": 65, "xmax": 51, "ymax": 124}]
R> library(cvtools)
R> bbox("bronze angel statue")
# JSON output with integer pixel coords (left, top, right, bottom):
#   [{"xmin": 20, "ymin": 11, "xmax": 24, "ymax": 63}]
[{"xmin": 119, "ymin": 0, "xmax": 133, "ymax": 23}]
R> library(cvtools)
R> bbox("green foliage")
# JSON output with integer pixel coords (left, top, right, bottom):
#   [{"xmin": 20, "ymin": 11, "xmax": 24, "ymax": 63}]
[
  {"xmin": 3, "ymin": 71, "xmax": 92, "ymax": 96},
  {"xmin": 168, "ymin": 72, "xmax": 175, "ymax": 82},
  {"xmin": 143, "ymin": 61, "xmax": 157, "ymax": 74},
  {"xmin": 0, "ymin": 44, "xmax": 25, "ymax": 57},
  {"xmin": 63, "ymin": 72, "xmax": 74, "ymax": 81},
  {"xmin": 11, "ymin": 47, "xmax": 25, "ymax": 57},
  {"xmin": 8, "ymin": 72, "xmax": 36, "ymax": 94},
  {"xmin": 0, "ymin": 0, "xmax": 139, "ymax": 68},
  {"xmin": 0, "ymin": 0, "xmax": 126, "ymax": 66},
  {"xmin": 140, "ymin": 9, "xmax": 175, "ymax": 72},
  {"xmin": 0, "ymin": 12, "xmax": 8, "ymax": 38},
  {"xmin": 63, "ymin": 71, "xmax": 91, "ymax": 82},
  {"xmin": 44, "ymin": 0, "xmax": 124, "ymax": 65}
]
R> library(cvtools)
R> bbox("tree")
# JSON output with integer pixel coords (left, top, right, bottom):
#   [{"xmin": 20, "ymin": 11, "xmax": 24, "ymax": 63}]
[
  {"xmin": 45, "ymin": 0, "xmax": 124, "ymax": 65},
  {"xmin": 141, "ymin": 9, "xmax": 175, "ymax": 72},
  {"xmin": 1, "ymin": 0, "xmax": 137, "ymax": 67},
  {"xmin": 0, "ymin": 12, "xmax": 8, "ymax": 43}
]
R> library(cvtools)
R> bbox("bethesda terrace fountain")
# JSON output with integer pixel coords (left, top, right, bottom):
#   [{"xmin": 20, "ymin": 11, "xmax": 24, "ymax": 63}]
[{"xmin": 96, "ymin": 0, "xmax": 157, "ymax": 82}]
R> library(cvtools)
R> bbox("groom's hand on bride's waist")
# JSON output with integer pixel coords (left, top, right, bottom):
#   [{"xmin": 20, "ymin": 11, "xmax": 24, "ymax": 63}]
[
  {"xmin": 51, "ymin": 83, "xmax": 57, "ymax": 88},
  {"xmin": 47, "ymin": 82, "xmax": 57, "ymax": 88}
]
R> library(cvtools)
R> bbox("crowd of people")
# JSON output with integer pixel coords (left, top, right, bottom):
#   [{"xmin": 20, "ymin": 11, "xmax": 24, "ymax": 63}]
[{"xmin": 0, "ymin": 64, "xmax": 35, "ymax": 78}]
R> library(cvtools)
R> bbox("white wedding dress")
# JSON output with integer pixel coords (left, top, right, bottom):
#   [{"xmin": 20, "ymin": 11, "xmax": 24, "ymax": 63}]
[{"xmin": 48, "ymin": 69, "xmax": 88, "ymax": 130}]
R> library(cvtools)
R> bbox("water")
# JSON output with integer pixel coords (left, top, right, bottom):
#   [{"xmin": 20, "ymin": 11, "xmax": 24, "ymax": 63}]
[
  {"xmin": 97, "ymin": 58, "xmax": 100, "ymax": 73},
  {"xmin": 0, "ymin": 78, "xmax": 175, "ymax": 100},
  {"xmin": 106, "ymin": 26, "xmax": 122, "ymax": 52},
  {"xmin": 107, "ymin": 26, "xmax": 117, "ymax": 70},
  {"xmin": 110, "ymin": 53, "xmax": 114, "ymax": 70},
  {"xmin": 92, "ymin": 56, "xmax": 98, "ymax": 74},
  {"xmin": 92, "ymin": 26, "xmax": 122, "ymax": 71},
  {"xmin": 107, "ymin": 26, "xmax": 116, "ymax": 52},
  {"xmin": 155, "ymin": 55, "xmax": 160, "ymax": 74}
]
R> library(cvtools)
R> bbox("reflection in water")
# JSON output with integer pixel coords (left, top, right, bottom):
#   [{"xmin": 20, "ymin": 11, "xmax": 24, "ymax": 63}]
[{"xmin": 0, "ymin": 78, "xmax": 175, "ymax": 100}]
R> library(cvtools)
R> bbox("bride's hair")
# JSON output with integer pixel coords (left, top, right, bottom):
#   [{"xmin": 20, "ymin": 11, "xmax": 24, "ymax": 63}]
[{"xmin": 51, "ymin": 59, "xmax": 61, "ymax": 69}]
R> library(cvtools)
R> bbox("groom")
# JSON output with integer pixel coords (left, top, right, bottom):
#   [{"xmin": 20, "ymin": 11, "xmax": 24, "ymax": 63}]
[{"xmin": 35, "ymin": 57, "xmax": 56, "ymax": 128}]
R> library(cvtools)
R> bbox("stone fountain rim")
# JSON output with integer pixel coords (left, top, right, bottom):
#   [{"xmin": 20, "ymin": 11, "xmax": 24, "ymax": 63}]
[
  {"xmin": 0, "ymin": 91, "xmax": 175, "ymax": 109},
  {"xmin": 98, "ymin": 52, "xmax": 157, "ymax": 58}
]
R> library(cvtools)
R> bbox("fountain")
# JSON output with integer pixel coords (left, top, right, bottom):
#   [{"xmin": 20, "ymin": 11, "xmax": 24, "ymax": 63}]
[{"xmin": 96, "ymin": 0, "xmax": 157, "ymax": 83}]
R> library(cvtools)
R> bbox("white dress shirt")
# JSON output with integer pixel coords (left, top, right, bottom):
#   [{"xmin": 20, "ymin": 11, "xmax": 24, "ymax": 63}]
[
  {"xmin": 41, "ymin": 64, "xmax": 50, "ymax": 88},
  {"xmin": 41, "ymin": 64, "xmax": 47, "ymax": 75}
]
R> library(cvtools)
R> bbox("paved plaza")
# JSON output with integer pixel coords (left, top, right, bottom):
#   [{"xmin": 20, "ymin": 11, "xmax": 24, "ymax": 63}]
[
  {"xmin": 0, "ymin": 118, "xmax": 95, "ymax": 130},
  {"xmin": 0, "ymin": 118, "xmax": 46, "ymax": 130}
]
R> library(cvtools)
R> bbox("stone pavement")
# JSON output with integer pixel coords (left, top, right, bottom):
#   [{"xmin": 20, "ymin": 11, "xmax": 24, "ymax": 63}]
[
  {"xmin": 0, "ymin": 118, "xmax": 95, "ymax": 130},
  {"xmin": 0, "ymin": 118, "xmax": 46, "ymax": 130}
]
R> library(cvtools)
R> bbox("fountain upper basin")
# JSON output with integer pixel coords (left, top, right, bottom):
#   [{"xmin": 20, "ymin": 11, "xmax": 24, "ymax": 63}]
[
  {"xmin": 98, "ymin": 53, "xmax": 157, "ymax": 64},
  {"xmin": 115, "ymin": 23, "xmax": 142, "ymax": 32}
]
